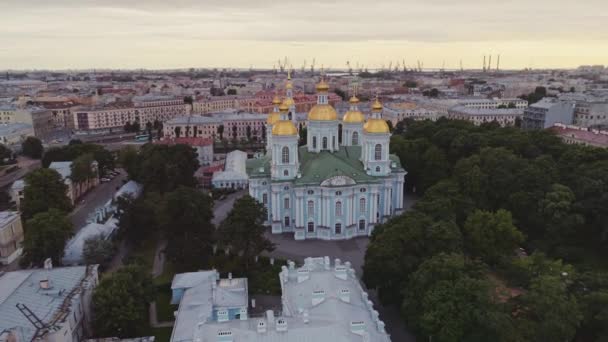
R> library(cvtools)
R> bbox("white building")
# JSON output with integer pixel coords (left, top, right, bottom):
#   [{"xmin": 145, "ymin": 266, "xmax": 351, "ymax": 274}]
[
  {"xmin": 170, "ymin": 257, "xmax": 391, "ymax": 341},
  {"xmin": 523, "ymin": 98, "xmax": 576, "ymax": 130},
  {"xmin": 62, "ymin": 219, "xmax": 118, "ymax": 266},
  {"xmin": 212, "ymin": 150, "xmax": 248, "ymax": 189},
  {"xmin": 0, "ymin": 211, "xmax": 23, "ymax": 265},
  {"xmin": 0, "ymin": 123, "xmax": 34, "ymax": 147},
  {"xmin": 447, "ymin": 106, "xmax": 523, "ymax": 126},
  {"xmin": 0, "ymin": 262, "xmax": 99, "ymax": 342}
]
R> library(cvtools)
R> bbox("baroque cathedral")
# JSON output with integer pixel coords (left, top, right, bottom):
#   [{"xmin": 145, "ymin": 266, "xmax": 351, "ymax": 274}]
[{"xmin": 246, "ymin": 74, "xmax": 406, "ymax": 240}]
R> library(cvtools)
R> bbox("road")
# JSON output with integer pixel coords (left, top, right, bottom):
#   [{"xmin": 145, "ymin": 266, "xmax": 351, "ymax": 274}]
[
  {"xmin": 0, "ymin": 157, "xmax": 41, "ymax": 188},
  {"xmin": 69, "ymin": 169, "xmax": 127, "ymax": 230},
  {"xmin": 211, "ymin": 190, "xmax": 248, "ymax": 226}
]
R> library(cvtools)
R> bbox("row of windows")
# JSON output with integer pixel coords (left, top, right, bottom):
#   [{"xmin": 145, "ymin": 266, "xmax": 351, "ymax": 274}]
[{"xmin": 304, "ymin": 220, "xmax": 366, "ymax": 233}]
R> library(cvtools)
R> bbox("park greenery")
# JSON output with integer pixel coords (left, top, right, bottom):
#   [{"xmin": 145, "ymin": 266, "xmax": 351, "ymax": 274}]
[
  {"xmin": 21, "ymin": 208, "xmax": 73, "ymax": 267},
  {"xmin": 42, "ymin": 142, "xmax": 115, "ymax": 175},
  {"xmin": 21, "ymin": 136, "xmax": 43, "ymax": 159},
  {"xmin": 363, "ymin": 118, "xmax": 608, "ymax": 341},
  {"xmin": 21, "ymin": 168, "xmax": 72, "ymax": 220}
]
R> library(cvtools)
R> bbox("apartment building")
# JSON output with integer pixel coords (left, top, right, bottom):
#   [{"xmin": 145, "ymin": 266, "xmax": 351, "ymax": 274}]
[
  {"xmin": 448, "ymin": 106, "xmax": 523, "ymax": 126},
  {"xmin": 522, "ymin": 98, "xmax": 576, "ymax": 130},
  {"xmin": 0, "ymin": 211, "xmax": 24, "ymax": 265},
  {"xmin": 163, "ymin": 113, "xmax": 269, "ymax": 141}
]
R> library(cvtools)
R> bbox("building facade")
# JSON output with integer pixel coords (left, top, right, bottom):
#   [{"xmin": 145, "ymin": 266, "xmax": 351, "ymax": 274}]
[
  {"xmin": 523, "ymin": 98, "xmax": 576, "ymax": 130},
  {"xmin": 247, "ymin": 78, "xmax": 406, "ymax": 241},
  {"xmin": 0, "ymin": 211, "xmax": 24, "ymax": 265},
  {"xmin": 73, "ymin": 95, "xmax": 189, "ymax": 132},
  {"xmin": 447, "ymin": 106, "xmax": 523, "ymax": 126}
]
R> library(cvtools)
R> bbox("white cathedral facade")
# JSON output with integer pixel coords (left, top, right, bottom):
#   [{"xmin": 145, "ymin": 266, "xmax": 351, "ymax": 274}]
[{"xmin": 247, "ymin": 75, "xmax": 406, "ymax": 240}]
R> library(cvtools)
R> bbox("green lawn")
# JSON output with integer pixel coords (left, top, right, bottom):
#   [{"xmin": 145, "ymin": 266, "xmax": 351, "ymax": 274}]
[
  {"xmin": 137, "ymin": 325, "xmax": 173, "ymax": 342},
  {"xmin": 155, "ymin": 284, "xmax": 177, "ymax": 322}
]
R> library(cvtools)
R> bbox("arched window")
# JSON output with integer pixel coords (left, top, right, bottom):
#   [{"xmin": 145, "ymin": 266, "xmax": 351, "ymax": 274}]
[
  {"xmin": 359, "ymin": 219, "xmax": 366, "ymax": 231},
  {"xmin": 283, "ymin": 169, "xmax": 289, "ymax": 176},
  {"xmin": 360, "ymin": 198, "xmax": 366, "ymax": 212},
  {"xmin": 322, "ymin": 137, "xmax": 328, "ymax": 149},
  {"xmin": 335, "ymin": 201, "xmax": 342, "ymax": 216},
  {"xmin": 335, "ymin": 223, "xmax": 342, "ymax": 234},
  {"xmin": 282, "ymin": 146, "xmax": 289, "ymax": 163},
  {"xmin": 284, "ymin": 216, "xmax": 290, "ymax": 227},
  {"xmin": 284, "ymin": 198, "xmax": 290, "ymax": 209},
  {"xmin": 376, "ymin": 166, "xmax": 381, "ymax": 172},
  {"xmin": 262, "ymin": 193, "xmax": 268, "ymax": 205},
  {"xmin": 352, "ymin": 132, "xmax": 359, "ymax": 145},
  {"xmin": 307, "ymin": 200, "xmax": 314, "ymax": 216},
  {"xmin": 312, "ymin": 136, "xmax": 317, "ymax": 149},
  {"xmin": 307, "ymin": 221, "xmax": 314, "ymax": 233},
  {"xmin": 332, "ymin": 136, "xmax": 336, "ymax": 149},
  {"xmin": 374, "ymin": 144, "xmax": 382, "ymax": 160}
]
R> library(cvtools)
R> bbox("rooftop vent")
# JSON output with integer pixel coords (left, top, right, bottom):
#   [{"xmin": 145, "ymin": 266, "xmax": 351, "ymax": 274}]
[
  {"xmin": 350, "ymin": 321, "xmax": 366, "ymax": 336},
  {"xmin": 217, "ymin": 309, "xmax": 229, "ymax": 322},
  {"xmin": 334, "ymin": 266, "xmax": 348, "ymax": 280},
  {"xmin": 276, "ymin": 318, "xmax": 288, "ymax": 332},
  {"xmin": 339, "ymin": 288, "xmax": 351, "ymax": 303},
  {"xmin": 216, "ymin": 330, "xmax": 233, "ymax": 342},
  {"xmin": 266, "ymin": 310, "xmax": 275, "ymax": 326},
  {"xmin": 312, "ymin": 290, "xmax": 326, "ymax": 306},
  {"xmin": 39, "ymin": 279, "xmax": 51, "ymax": 290},
  {"xmin": 257, "ymin": 320, "xmax": 267, "ymax": 334},
  {"xmin": 43, "ymin": 258, "xmax": 53, "ymax": 270},
  {"xmin": 297, "ymin": 269, "xmax": 310, "ymax": 283}
]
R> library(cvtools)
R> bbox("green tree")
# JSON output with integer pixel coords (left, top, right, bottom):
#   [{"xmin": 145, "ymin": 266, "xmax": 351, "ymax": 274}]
[
  {"xmin": 246, "ymin": 125, "xmax": 252, "ymax": 141},
  {"xmin": 363, "ymin": 211, "xmax": 462, "ymax": 304},
  {"xmin": 164, "ymin": 187, "xmax": 214, "ymax": 271},
  {"xmin": 0, "ymin": 144, "xmax": 12, "ymax": 163},
  {"xmin": 219, "ymin": 195, "xmax": 274, "ymax": 271},
  {"xmin": 462, "ymin": 209, "xmax": 524, "ymax": 265},
  {"xmin": 21, "ymin": 168, "xmax": 71, "ymax": 219},
  {"xmin": 83, "ymin": 234, "xmax": 116, "ymax": 266},
  {"xmin": 21, "ymin": 209, "xmax": 73, "ymax": 266},
  {"xmin": 116, "ymin": 194, "xmax": 161, "ymax": 245},
  {"xmin": 118, "ymin": 146, "xmax": 139, "ymax": 180},
  {"xmin": 217, "ymin": 124, "xmax": 224, "ymax": 140},
  {"xmin": 515, "ymin": 275, "xmax": 582, "ymax": 342},
  {"xmin": 70, "ymin": 153, "xmax": 96, "ymax": 183},
  {"xmin": 538, "ymin": 184, "xmax": 584, "ymax": 253},
  {"xmin": 22, "ymin": 136, "xmax": 43, "ymax": 159},
  {"xmin": 92, "ymin": 264, "xmax": 155, "ymax": 337},
  {"xmin": 133, "ymin": 144, "xmax": 199, "ymax": 193}
]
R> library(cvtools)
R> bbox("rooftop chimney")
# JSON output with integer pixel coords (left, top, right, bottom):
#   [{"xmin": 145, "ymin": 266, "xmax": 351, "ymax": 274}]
[
  {"xmin": 276, "ymin": 318, "xmax": 288, "ymax": 332},
  {"xmin": 44, "ymin": 258, "xmax": 53, "ymax": 270},
  {"xmin": 266, "ymin": 310, "xmax": 275, "ymax": 326}
]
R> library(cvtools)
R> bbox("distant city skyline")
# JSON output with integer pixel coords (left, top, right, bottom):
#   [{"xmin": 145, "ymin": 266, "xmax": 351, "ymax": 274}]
[{"xmin": 1, "ymin": 0, "xmax": 607, "ymax": 70}]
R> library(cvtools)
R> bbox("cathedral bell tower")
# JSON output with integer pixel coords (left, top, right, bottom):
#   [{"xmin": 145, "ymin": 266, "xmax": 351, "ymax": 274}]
[
  {"xmin": 361, "ymin": 98, "xmax": 391, "ymax": 176},
  {"xmin": 270, "ymin": 101, "xmax": 299, "ymax": 180}
]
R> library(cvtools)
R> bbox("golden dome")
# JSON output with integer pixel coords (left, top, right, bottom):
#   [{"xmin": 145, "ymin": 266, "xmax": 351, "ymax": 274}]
[
  {"xmin": 283, "ymin": 97, "xmax": 295, "ymax": 107},
  {"xmin": 316, "ymin": 79, "xmax": 329, "ymax": 92},
  {"xmin": 308, "ymin": 104, "xmax": 338, "ymax": 121},
  {"xmin": 343, "ymin": 110, "xmax": 365, "ymax": 123},
  {"xmin": 286, "ymin": 81, "xmax": 293, "ymax": 90},
  {"xmin": 364, "ymin": 118, "xmax": 390, "ymax": 133},
  {"xmin": 267, "ymin": 111, "xmax": 280, "ymax": 125},
  {"xmin": 272, "ymin": 95, "xmax": 281, "ymax": 105},
  {"xmin": 272, "ymin": 120, "xmax": 298, "ymax": 136},
  {"xmin": 349, "ymin": 96, "xmax": 360, "ymax": 104},
  {"xmin": 371, "ymin": 99, "xmax": 383, "ymax": 112},
  {"xmin": 279, "ymin": 102, "xmax": 289, "ymax": 112}
]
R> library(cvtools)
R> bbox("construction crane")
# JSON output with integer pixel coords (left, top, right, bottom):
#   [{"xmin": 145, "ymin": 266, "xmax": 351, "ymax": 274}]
[
  {"xmin": 302, "ymin": 60, "xmax": 307, "ymax": 73},
  {"xmin": 310, "ymin": 58, "xmax": 316, "ymax": 74},
  {"xmin": 488, "ymin": 55, "xmax": 492, "ymax": 73},
  {"xmin": 402, "ymin": 59, "xmax": 407, "ymax": 72},
  {"xmin": 483, "ymin": 55, "xmax": 486, "ymax": 72},
  {"xmin": 496, "ymin": 54, "xmax": 501, "ymax": 71},
  {"xmin": 346, "ymin": 60, "xmax": 352, "ymax": 75},
  {"xmin": 460, "ymin": 60, "xmax": 464, "ymax": 72}
]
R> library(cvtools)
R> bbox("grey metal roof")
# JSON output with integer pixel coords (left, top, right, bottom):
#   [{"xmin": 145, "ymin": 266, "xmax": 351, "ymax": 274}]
[{"xmin": 0, "ymin": 266, "xmax": 89, "ymax": 342}]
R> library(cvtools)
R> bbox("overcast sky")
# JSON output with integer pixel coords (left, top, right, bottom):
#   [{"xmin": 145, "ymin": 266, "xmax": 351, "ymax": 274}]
[{"xmin": 1, "ymin": 0, "xmax": 607, "ymax": 70}]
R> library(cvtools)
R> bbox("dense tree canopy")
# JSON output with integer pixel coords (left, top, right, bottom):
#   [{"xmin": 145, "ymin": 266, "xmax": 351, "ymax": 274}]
[
  {"xmin": 92, "ymin": 264, "xmax": 155, "ymax": 337},
  {"xmin": 21, "ymin": 168, "xmax": 71, "ymax": 219},
  {"xmin": 42, "ymin": 143, "xmax": 114, "ymax": 174},
  {"xmin": 123, "ymin": 144, "xmax": 199, "ymax": 193},
  {"xmin": 219, "ymin": 195, "xmax": 274, "ymax": 270},
  {"xmin": 22, "ymin": 136, "xmax": 43, "ymax": 159},
  {"xmin": 21, "ymin": 209, "xmax": 73, "ymax": 266},
  {"xmin": 164, "ymin": 186, "xmax": 214, "ymax": 271},
  {"xmin": 364, "ymin": 118, "xmax": 608, "ymax": 341}
]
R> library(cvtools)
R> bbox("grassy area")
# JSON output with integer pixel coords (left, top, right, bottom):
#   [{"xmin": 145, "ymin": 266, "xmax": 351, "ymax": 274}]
[
  {"xmin": 155, "ymin": 283, "xmax": 178, "ymax": 322},
  {"xmin": 126, "ymin": 238, "xmax": 157, "ymax": 272},
  {"xmin": 137, "ymin": 324, "xmax": 173, "ymax": 342},
  {"xmin": 207, "ymin": 254, "xmax": 286, "ymax": 295}
]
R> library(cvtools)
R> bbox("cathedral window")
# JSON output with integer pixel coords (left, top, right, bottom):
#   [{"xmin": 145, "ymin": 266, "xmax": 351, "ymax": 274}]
[
  {"xmin": 307, "ymin": 221, "xmax": 315, "ymax": 232},
  {"xmin": 352, "ymin": 132, "xmax": 359, "ymax": 145},
  {"xmin": 335, "ymin": 223, "xmax": 342, "ymax": 234},
  {"xmin": 307, "ymin": 190, "xmax": 314, "ymax": 195},
  {"xmin": 322, "ymin": 137, "xmax": 328, "ymax": 149},
  {"xmin": 284, "ymin": 198, "xmax": 290, "ymax": 209},
  {"xmin": 313, "ymin": 136, "xmax": 317, "ymax": 149},
  {"xmin": 282, "ymin": 146, "xmax": 290, "ymax": 163},
  {"xmin": 359, "ymin": 219, "xmax": 366, "ymax": 231},
  {"xmin": 262, "ymin": 193, "xmax": 268, "ymax": 205},
  {"xmin": 376, "ymin": 166, "xmax": 381, "ymax": 172},
  {"xmin": 284, "ymin": 170, "xmax": 289, "ymax": 176},
  {"xmin": 335, "ymin": 201, "xmax": 342, "ymax": 216},
  {"xmin": 284, "ymin": 216, "xmax": 290, "ymax": 227},
  {"xmin": 360, "ymin": 188, "xmax": 366, "ymax": 193},
  {"xmin": 360, "ymin": 198, "xmax": 366, "ymax": 212},
  {"xmin": 374, "ymin": 144, "xmax": 382, "ymax": 160},
  {"xmin": 307, "ymin": 201, "xmax": 314, "ymax": 216},
  {"xmin": 332, "ymin": 136, "xmax": 336, "ymax": 149}
]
